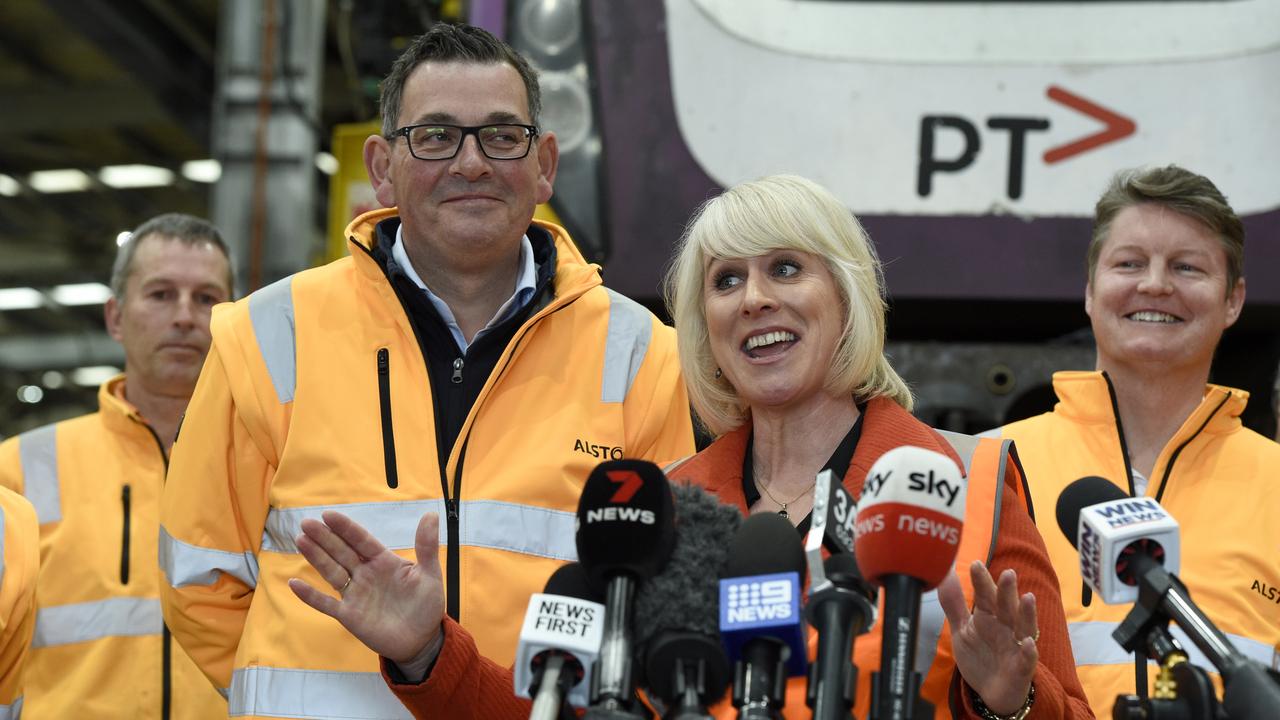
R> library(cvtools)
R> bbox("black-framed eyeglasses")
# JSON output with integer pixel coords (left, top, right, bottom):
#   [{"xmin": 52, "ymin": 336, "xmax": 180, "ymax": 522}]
[{"xmin": 387, "ymin": 123, "xmax": 540, "ymax": 160}]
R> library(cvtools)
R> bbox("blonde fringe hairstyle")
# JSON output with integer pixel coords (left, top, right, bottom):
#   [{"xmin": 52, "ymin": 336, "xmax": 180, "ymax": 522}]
[{"xmin": 664, "ymin": 174, "xmax": 912, "ymax": 437}]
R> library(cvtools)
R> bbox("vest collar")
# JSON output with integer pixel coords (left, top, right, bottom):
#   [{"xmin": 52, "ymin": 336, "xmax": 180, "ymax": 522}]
[
  {"xmin": 344, "ymin": 207, "xmax": 601, "ymax": 303},
  {"xmin": 97, "ymin": 374, "xmax": 153, "ymax": 439},
  {"xmin": 1050, "ymin": 370, "xmax": 1247, "ymax": 440}
]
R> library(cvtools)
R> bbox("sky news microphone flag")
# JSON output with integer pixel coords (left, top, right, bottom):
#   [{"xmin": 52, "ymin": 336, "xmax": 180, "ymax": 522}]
[{"xmin": 855, "ymin": 445, "xmax": 967, "ymax": 720}]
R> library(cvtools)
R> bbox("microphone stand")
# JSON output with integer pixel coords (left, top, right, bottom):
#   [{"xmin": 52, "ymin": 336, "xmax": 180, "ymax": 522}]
[
  {"xmin": 586, "ymin": 574, "xmax": 647, "ymax": 719},
  {"xmin": 1111, "ymin": 555, "xmax": 1280, "ymax": 719},
  {"xmin": 1110, "ymin": 624, "xmax": 1222, "ymax": 720},
  {"xmin": 869, "ymin": 575, "xmax": 933, "ymax": 720}
]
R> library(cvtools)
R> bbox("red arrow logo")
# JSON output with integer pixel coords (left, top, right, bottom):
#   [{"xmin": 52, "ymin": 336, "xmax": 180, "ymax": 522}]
[
  {"xmin": 1042, "ymin": 86, "xmax": 1136, "ymax": 164},
  {"xmin": 606, "ymin": 470, "xmax": 645, "ymax": 503}
]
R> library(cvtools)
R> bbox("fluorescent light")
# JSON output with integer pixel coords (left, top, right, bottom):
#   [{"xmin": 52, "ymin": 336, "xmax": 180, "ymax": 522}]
[
  {"xmin": 99, "ymin": 164, "xmax": 175, "ymax": 189},
  {"xmin": 315, "ymin": 152, "xmax": 339, "ymax": 175},
  {"xmin": 181, "ymin": 159, "xmax": 221, "ymax": 183},
  {"xmin": 116, "ymin": 231, "xmax": 132, "ymax": 247},
  {"xmin": 50, "ymin": 282, "xmax": 113, "ymax": 306},
  {"xmin": 28, "ymin": 169, "xmax": 92, "ymax": 193},
  {"xmin": 0, "ymin": 174, "xmax": 19, "ymax": 197},
  {"xmin": 41, "ymin": 371, "xmax": 66, "ymax": 389},
  {"xmin": 0, "ymin": 288, "xmax": 43, "ymax": 311},
  {"xmin": 16, "ymin": 386, "xmax": 44, "ymax": 404},
  {"xmin": 71, "ymin": 366, "xmax": 120, "ymax": 387}
]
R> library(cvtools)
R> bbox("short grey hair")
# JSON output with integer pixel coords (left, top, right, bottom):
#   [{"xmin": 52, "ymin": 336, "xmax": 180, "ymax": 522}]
[{"xmin": 110, "ymin": 213, "xmax": 233, "ymax": 300}]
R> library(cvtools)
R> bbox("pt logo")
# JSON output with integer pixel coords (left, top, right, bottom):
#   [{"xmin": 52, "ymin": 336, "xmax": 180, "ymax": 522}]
[
  {"xmin": 605, "ymin": 470, "xmax": 644, "ymax": 503},
  {"xmin": 917, "ymin": 85, "xmax": 1136, "ymax": 199}
]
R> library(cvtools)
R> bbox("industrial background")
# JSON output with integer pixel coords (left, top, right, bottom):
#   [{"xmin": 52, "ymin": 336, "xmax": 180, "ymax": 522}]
[{"xmin": 1, "ymin": 0, "xmax": 1276, "ymax": 439}]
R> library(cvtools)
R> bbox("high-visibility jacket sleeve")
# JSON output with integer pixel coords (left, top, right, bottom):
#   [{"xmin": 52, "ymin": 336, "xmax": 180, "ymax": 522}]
[
  {"xmin": 160, "ymin": 343, "xmax": 271, "ymax": 692},
  {"xmin": 951, "ymin": 459, "xmax": 1093, "ymax": 719},
  {"xmin": 0, "ymin": 488, "xmax": 38, "ymax": 714},
  {"xmin": 384, "ymin": 617, "xmax": 526, "ymax": 720},
  {"xmin": 622, "ymin": 322, "xmax": 694, "ymax": 465}
]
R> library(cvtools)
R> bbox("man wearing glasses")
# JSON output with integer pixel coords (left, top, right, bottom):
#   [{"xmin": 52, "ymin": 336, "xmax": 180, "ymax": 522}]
[{"xmin": 159, "ymin": 23, "xmax": 693, "ymax": 719}]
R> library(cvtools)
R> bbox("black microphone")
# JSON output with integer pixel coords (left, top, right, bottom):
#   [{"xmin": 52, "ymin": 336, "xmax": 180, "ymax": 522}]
[
  {"xmin": 577, "ymin": 459, "xmax": 678, "ymax": 718},
  {"xmin": 1057, "ymin": 476, "xmax": 1280, "ymax": 717},
  {"xmin": 517, "ymin": 563, "xmax": 606, "ymax": 720},
  {"xmin": 856, "ymin": 447, "xmax": 967, "ymax": 720},
  {"xmin": 720, "ymin": 513, "xmax": 808, "ymax": 720},
  {"xmin": 806, "ymin": 552, "xmax": 876, "ymax": 720},
  {"xmin": 634, "ymin": 482, "xmax": 741, "ymax": 719}
]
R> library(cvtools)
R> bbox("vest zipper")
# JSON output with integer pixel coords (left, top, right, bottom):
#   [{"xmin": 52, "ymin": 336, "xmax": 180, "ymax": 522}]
[
  {"xmin": 377, "ymin": 348, "xmax": 400, "ymax": 489},
  {"xmin": 135, "ymin": 419, "xmax": 172, "ymax": 719},
  {"xmin": 120, "ymin": 484, "xmax": 132, "ymax": 584},
  {"xmin": 162, "ymin": 624, "xmax": 172, "ymax": 720},
  {"xmin": 440, "ymin": 314, "xmax": 553, "ymax": 620},
  {"xmin": 1152, "ymin": 392, "xmax": 1229, "ymax": 503}
]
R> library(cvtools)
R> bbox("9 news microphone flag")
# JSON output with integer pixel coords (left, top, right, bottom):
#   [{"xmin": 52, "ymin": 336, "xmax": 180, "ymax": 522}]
[{"xmin": 720, "ymin": 512, "xmax": 807, "ymax": 719}]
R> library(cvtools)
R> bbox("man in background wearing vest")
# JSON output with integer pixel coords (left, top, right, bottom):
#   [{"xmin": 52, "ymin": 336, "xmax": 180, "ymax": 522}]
[
  {"xmin": 991, "ymin": 165, "xmax": 1280, "ymax": 716},
  {"xmin": 158, "ymin": 22, "xmax": 694, "ymax": 719},
  {"xmin": 0, "ymin": 482, "xmax": 38, "ymax": 718},
  {"xmin": 0, "ymin": 213, "xmax": 234, "ymax": 718}
]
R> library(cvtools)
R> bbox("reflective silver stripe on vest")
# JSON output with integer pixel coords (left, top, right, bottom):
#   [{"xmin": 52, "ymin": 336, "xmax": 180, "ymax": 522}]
[
  {"xmin": 32, "ymin": 597, "xmax": 162, "ymax": 648},
  {"xmin": 916, "ymin": 589, "xmax": 946, "ymax": 674},
  {"xmin": 260, "ymin": 499, "xmax": 578, "ymax": 561},
  {"xmin": 248, "ymin": 276, "xmax": 297, "ymax": 404},
  {"xmin": 1069, "ymin": 620, "xmax": 1276, "ymax": 669},
  {"xmin": 17, "ymin": 424, "xmax": 60, "ymax": 524},
  {"xmin": 600, "ymin": 289, "xmax": 652, "ymax": 403},
  {"xmin": 936, "ymin": 430, "xmax": 979, "ymax": 476},
  {"xmin": 159, "ymin": 526, "xmax": 260, "ymax": 589},
  {"xmin": 229, "ymin": 666, "xmax": 412, "ymax": 719},
  {"xmin": 0, "ymin": 697, "xmax": 21, "ymax": 719}
]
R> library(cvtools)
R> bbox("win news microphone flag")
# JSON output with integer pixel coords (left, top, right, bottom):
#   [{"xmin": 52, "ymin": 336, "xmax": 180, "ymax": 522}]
[
  {"xmin": 1056, "ymin": 477, "xmax": 1280, "ymax": 717},
  {"xmin": 720, "ymin": 512, "xmax": 807, "ymax": 720},
  {"xmin": 855, "ymin": 446, "xmax": 967, "ymax": 720},
  {"xmin": 576, "ymin": 459, "xmax": 676, "ymax": 717},
  {"xmin": 515, "ymin": 562, "xmax": 606, "ymax": 719}
]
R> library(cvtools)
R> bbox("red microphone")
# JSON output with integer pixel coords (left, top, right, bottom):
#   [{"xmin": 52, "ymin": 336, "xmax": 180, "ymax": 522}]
[{"xmin": 855, "ymin": 446, "xmax": 967, "ymax": 720}]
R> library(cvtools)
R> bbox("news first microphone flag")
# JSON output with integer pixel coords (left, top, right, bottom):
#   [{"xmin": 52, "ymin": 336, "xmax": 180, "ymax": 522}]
[{"xmin": 514, "ymin": 577, "xmax": 606, "ymax": 708}]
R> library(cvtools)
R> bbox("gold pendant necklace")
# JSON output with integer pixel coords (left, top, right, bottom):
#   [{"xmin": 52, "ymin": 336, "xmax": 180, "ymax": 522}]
[{"xmin": 757, "ymin": 480, "xmax": 812, "ymax": 519}]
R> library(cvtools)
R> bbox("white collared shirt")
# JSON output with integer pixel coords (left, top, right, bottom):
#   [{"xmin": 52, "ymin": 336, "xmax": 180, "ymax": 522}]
[{"xmin": 392, "ymin": 225, "xmax": 537, "ymax": 354}]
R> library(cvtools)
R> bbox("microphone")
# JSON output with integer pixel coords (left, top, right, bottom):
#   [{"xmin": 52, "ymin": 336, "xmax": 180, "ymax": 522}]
[
  {"xmin": 855, "ymin": 446, "xmax": 967, "ymax": 720},
  {"xmin": 1055, "ymin": 476, "xmax": 1181, "ymax": 606},
  {"xmin": 633, "ymin": 482, "xmax": 741, "ymax": 719},
  {"xmin": 805, "ymin": 552, "xmax": 877, "ymax": 720},
  {"xmin": 514, "ymin": 563, "xmax": 606, "ymax": 720},
  {"xmin": 719, "ymin": 512, "xmax": 808, "ymax": 720},
  {"xmin": 1056, "ymin": 476, "xmax": 1280, "ymax": 716},
  {"xmin": 576, "ymin": 459, "xmax": 677, "ymax": 717}
]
